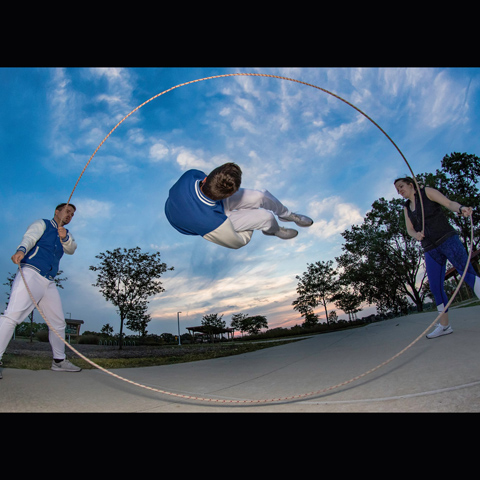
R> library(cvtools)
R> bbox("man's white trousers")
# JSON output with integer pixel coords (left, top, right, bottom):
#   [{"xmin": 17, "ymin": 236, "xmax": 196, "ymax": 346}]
[
  {"xmin": 0, "ymin": 268, "xmax": 66, "ymax": 360},
  {"xmin": 223, "ymin": 188, "xmax": 290, "ymax": 233}
]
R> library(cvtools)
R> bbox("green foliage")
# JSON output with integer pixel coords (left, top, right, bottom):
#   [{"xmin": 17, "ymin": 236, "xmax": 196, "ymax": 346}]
[
  {"xmin": 78, "ymin": 335, "xmax": 101, "ymax": 345},
  {"xmin": 336, "ymin": 196, "xmax": 425, "ymax": 315},
  {"xmin": 14, "ymin": 321, "xmax": 48, "ymax": 337},
  {"xmin": 89, "ymin": 246, "xmax": 173, "ymax": 348},
  {"xmin": 36, "ymin": 330, "xmax": 49, "ymax": 342},
  {"xmin": 231, "ymin": 313, "xmax": 268, "ymax": 335},
  {"xmin": 331, "ymin": 290, "xmax": 362, "ymax": 321},
  {"xmin": 293, "ymin": 260, "xmax": 340, "ymax": 326},
  {"xmin": 200, "ymin": 313, "xmax": 227, "ymax": 342}
]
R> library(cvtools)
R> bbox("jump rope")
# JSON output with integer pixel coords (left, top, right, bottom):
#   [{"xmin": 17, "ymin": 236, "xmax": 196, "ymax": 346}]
[{"xmin": 16, "ymin": 73, "xmax": 474, "ymax": 404}]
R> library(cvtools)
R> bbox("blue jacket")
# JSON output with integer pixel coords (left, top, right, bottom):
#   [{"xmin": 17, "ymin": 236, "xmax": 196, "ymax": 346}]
[
  {"xmin": 18, "ymin": 219, "xmax": 77, "ymax": 280},
  {"xmin": 165, "ymin": 169, "xmax": 252, "ymax": 249},
  {"xmin": 165, "ymin": 169, "xmax": 227, "ymax": 236}
]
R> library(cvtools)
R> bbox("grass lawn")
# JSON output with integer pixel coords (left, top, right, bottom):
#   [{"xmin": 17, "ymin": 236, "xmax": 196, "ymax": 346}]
[{"xmin": 2, "ymin": 338, "xmax": 303, "ymax": 371}]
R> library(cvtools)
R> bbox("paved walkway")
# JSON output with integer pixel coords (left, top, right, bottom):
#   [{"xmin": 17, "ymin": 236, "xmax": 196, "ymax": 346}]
[{"xmin": 1, "ymin": 306, "xmax": 480, "ymax": 412}]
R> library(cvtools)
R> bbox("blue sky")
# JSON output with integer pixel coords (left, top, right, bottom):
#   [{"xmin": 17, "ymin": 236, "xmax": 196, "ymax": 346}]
[{"xmin": 1, "ymin": 67, "xmax": 479, "ymax": 337}]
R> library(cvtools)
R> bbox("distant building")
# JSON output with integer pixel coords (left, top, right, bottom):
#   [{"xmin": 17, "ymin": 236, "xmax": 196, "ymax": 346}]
[
  {"xmin": 186, "ymin": 325, "xmax": 235, "ymax": 342},
  {"xmin": 65, "ymin": 318, "xmax": 84, "ymax": 337}
]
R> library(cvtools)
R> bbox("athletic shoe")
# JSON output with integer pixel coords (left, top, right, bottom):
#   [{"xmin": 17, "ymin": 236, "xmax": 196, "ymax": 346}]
[
  {"xmin": 51, "ymin": 359, "xmax": 82, "ymax": 372},
  {"xmin": 426, "ymin": 323, "xmax": 453, "ymax": 339},
  {"xmin": 263, "ymin": 227, "xmax": 298, "ymax": 240},
  {"xmin": 279, "ymin": 212, "xmax": 313, "ymax": 227}
]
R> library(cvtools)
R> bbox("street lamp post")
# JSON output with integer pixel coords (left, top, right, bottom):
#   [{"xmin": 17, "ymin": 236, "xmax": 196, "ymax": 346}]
[{"xmin": 177, "ymin": 311, "xmax": 182, "ymax": 345}]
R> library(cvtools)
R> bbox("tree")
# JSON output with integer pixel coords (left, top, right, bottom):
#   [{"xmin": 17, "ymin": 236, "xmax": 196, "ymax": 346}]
[
  {"xmin": 230, "ymin": 313, "xmax": 249, "ymax": 336},
  {"xmin": 328, "ymin": 310, "xmax": 338, "ymax": 324},
  {"xmin": 101, "ymin": 323, "xmax": 114, "ymax": 336},
  {"xmin": 89, "ymin": 247, "xmax": 173, "ymax": 349},
  {"xmin": 303, "ymin": 311, "xmax": 319, "ymax": 328},
  {"xmin": 292, "ymin": 260, "xmax": 340, "ymax": 327},
  {"xmin": 231, "ymin": 313, "xmax": 268, "ymax": 335},
  {"xmin": 125, "ymin": 303, "xmax": 151, "ymax": 337},
  {"xmin": 336, "ymin": 197, "xmax": 426, "ymax": 315},
  {"xmin": 201, "ymin": 313, "xmax": 226, "ymax": 342},
  {"xmin": 332, "ymin": 288, "xmax": 363, "ymax": 321}
]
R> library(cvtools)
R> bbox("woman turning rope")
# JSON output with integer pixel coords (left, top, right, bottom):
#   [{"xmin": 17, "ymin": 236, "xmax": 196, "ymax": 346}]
[{"xmin": 395, "ymin": 177, "xmax": 480, "ymax": 339}]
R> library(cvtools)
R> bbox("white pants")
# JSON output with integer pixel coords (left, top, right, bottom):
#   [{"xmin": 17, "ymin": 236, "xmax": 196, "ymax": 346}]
[
  {"xmin": 223, "ymin": 189, "xmax": 290, "ymax": 234},
  {"xmin": 0, "ymin": 268, "xmax": 66, "ymax": 360}
]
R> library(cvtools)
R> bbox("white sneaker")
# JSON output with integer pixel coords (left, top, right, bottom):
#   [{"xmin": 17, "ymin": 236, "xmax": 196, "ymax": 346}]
[
  {"xmin": 51, "ymin": 359, "xmax": 82, "ymax": 372},
  {"xmin": 263, "ymin": 227, "xmax": 298, "ymax": 240},
  {"xmin": 279, "ymin": 212, "xmax": 313, "ymax": 227},
  {"xmin": 426, "ymin": 323, "xmax": 453, "ymax": 339}
]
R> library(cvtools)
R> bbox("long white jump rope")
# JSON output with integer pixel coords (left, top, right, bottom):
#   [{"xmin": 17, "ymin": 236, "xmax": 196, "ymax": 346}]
[{"xmin": 16, "ymin": 73, "xmax": 474, "ymax": 404}]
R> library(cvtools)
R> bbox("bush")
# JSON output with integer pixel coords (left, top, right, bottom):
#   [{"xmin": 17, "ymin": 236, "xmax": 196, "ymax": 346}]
[
  {"xmin": 36, "ymin": 330, "xmax": 49, "ymax": 342},
  {"xmin": 139, "ymin": 335, "xmax": 165, "ymax": 346},
  {"xmin": 78, "ymin": 334, "xmax": 101, "ymax": 345}
]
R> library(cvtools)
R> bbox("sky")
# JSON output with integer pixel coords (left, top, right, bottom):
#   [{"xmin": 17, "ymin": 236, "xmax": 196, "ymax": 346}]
[{"xmin": 1, "ymin": 66, "xmax": 479, "ymax": 337}]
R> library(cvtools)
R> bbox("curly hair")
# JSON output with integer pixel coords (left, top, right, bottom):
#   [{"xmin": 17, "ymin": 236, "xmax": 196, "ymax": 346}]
[{"xmin": 202, "ymin": 163, "xmax": 242, "ymax": 200}]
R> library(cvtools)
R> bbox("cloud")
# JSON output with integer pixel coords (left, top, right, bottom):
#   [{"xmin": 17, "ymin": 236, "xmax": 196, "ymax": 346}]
[
  {"xmin": 152, "ymin": 265, "xmax": 298, "ymax": 327},
  {"xmin": 75, "ymin": 198, "xmax": 113, "ymax": 218},
  {"xmin": 175, "ymin": 149, "xmax": 211, "ymax": 171},
  {"xmin": 149, "ymin": 142, "xmax": 169, "ymax": 162},
  {"xmin": 308, "ymin": 195, "xmax": 363, "ymax": 240},
  {"xmin": 422, "ymin": 70, "xmax": 471, "ymax": 129}
]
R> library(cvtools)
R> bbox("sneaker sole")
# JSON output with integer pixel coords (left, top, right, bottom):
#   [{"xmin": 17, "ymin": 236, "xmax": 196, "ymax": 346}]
[
  {"xmin": 426, "ymin": 330, "xmax": 453, "ymax": 339},
  {"xmin": 51, "ymin": 367, "xmax": 82, "ymax": 372},
  {"xmin": 279, "ymin": 218, "xmax": 313, "ymax": 227},
  {"xmin": 262, "ymin": 231, "xmax": 298, "ymax": 239}
]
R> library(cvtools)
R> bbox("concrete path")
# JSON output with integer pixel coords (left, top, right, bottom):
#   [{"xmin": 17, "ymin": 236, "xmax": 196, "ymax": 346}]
[{"xmin": 1, "ymin": 306, "xmax": 480, "ymax": 412}]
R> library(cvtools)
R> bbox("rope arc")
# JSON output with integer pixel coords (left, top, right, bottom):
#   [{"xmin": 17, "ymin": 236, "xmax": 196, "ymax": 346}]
[{"xmin": 16, "ymin": 72, "xmax": 473, "ymax": 404}]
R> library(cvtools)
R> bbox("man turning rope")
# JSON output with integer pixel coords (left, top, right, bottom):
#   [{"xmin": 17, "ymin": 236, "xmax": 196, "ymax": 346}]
[
  {"xmin": 0, "ymin": 203, "xmax": 81, "ymax": 379},
  {"xmin": 165, "ymin": 163, "xmax": 313, "ymax": 249}
]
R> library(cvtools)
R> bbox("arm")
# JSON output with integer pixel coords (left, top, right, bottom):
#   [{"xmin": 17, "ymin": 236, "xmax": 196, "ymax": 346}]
[
  {"xmin": 60, "ymin": 230, "xmax": 77, "ymax": 255},
  {"xmin": 12, "ymin": 219, "xmax": 46, "ymax": 264},
  {"xmin": 404, "ymin": 207, "xmax": 424, "ymax": 241},
  {"xmin": 15, "ymin": 220, "xmax": 46, "ymax": 255},
  {"xmin": 425, "ymin": 187, "xmax": 473, "ymax": 217}
]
